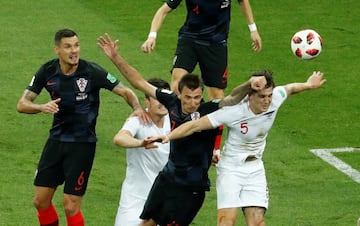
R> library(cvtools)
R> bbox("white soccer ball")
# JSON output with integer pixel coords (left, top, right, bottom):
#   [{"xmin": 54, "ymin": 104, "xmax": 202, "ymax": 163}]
[{"xmin": 291, "ymin": 29, "xmax": 322, "ymax": 59}]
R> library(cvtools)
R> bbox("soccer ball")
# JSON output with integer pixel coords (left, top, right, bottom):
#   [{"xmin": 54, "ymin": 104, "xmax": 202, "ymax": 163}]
[{"xmin": 291, "ymin": 29, "xmax": 322, "ymax": 59}]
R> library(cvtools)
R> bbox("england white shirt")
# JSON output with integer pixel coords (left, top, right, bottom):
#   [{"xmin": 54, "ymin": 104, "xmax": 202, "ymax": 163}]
[
  {"xmin": 207, "ymin": 86, "xmax": 287, "ymax": 162},
  {"xmin": 115, "ymin": 114, "xmax": 170, "ymax": 226}
]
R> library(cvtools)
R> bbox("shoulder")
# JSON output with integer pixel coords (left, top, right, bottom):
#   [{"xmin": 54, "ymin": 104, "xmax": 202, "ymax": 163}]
[
  {"xmin": 39, "ymin": 59, "xmax": 58, "ymax": 72},
  {"xmin": 199, "ymin": 99, "xmax": 220, "ymax": 113},
  {"xmin": 78, "ymin": 59, "xmax": 107, "ymax": 74},
  {"xmin": 156, "ymin": 88, "xmax": 178, "ymax": 104},
  {"xmin": 273, "ymin": 86, "xmax": 287, "ymax": 99},
  {"xmin": 202, "ymin": 99, "xmax": 221, "ymax": 108},
  {"xmin": 122, "ymin": 116, "xmax": 142, "ymax": 131},
  {"xmin": 270, "ymin": 86, "xmax": 287, "ymax": 107}
]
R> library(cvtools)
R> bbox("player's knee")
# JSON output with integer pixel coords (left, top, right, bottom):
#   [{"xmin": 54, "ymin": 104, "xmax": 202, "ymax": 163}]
[
  {"xmin": 218, "ymin": 216, "xmax": 236, "ymax": 226},
  {"xmin": 33, "ymin": 197, "xmax": 45, "ymax": 210},
  {"xmin": 33, "ymin": 194, "xmax": 52, "ymax": 210},
  {"xmin": 63, "ymin": 194, "xmax": 81, "ymax": 216}
]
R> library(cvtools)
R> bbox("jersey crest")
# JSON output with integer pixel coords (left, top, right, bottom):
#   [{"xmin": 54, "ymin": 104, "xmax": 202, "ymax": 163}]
[
  {"xmin": 190, "ymin": 112, "xmax": 200, "ymax": 120},
  {"xmin": 76, "ymin": 78, "xmax": 88, "ymax": 92}
]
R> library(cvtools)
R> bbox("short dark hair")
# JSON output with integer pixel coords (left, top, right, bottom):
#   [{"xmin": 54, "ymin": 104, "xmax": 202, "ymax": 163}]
[
  {"xmin": 251, "ymin": 69, "xmax": 276, "ymax": 90},
  {"xmin": 54, "ymin": 29, "xmax": 78, "ymax": 45},
  {"xmin": 178, "ymin": 73, "xmax": 204, "ymax": 93},
  {"xmin": 146, "ymin": 78, "xmax": 170, "ymax": 98}
]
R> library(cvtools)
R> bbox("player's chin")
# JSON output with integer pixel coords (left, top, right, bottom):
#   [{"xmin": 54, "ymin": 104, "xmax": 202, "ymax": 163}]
[
  {"xmin": 262, "ymin": 106, "xmax": 270, "ymax": 112},
  {"xmin": 69, "ymin": 61, "xmax": 79, "ymax": 66}
]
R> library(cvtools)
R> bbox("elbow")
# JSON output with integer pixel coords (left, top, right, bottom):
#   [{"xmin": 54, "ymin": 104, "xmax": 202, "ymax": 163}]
[
  {"xmin": 113, "ymin": 136, "xmax": 120, "ymax": 146},
  {"xmin": 16, "ymin": 101, "xmax": 25, "ymax": 113},
  {"xmin": 113, "ymin": 135, "xmax": 127, "ymax": 147}
]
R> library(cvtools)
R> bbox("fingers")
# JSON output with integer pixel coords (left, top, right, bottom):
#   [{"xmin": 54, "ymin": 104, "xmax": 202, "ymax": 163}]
[
  {"xmin": 97, "ymin": 33, "xmax": 118, "ymax": 47},
  {"xmin": 53, "ymin": 98, "xmax": 61, "ymax": 103},
  {"xmin": 309, "ymin": 71, "xmax": 326, "ymax": 88},
  {"xmin": 139, "ymin": 111, "xmax": 152, "ymax": 125},
  {"xmin": 252, "ymin": 40, "xmax": 262, "ymax": 52},
  {"xmin": 143, "ymin": 136, "xmax": 166, "ymax": 149},
  {"xmin": 141, "ymin": 39, "xmax": 155, "ymax": 53},
  {"xmin": 42, "ymin": 99, "xmax": 60, "ymax": 114},
  {"xmin": 250, "ymin": 76, "xmax": 266, "ymax": 90}
]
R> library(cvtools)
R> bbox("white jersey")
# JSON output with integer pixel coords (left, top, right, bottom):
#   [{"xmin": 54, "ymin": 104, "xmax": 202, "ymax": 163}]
[
  {"xmin": 114, "ymin": 114, "xmax": 170, "ymax": 226},
  {"xmin": 207, "ymin": 86, "xmax": 287, "ymax": 161},
  {"xmin": 207, "ymin": 86, "xmax": 287, "ymax": 209}
]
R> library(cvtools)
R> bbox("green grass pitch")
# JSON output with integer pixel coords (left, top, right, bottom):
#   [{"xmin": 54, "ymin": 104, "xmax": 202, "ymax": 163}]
[{"xmin": 0, "ymin": 0, "xmax": 359, "ymax": 225}]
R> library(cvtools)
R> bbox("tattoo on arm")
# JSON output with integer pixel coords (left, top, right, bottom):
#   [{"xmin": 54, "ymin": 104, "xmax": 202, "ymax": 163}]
[{"xmin": 23, "ymin": 90, "xmax": 38, "ymax": 101}]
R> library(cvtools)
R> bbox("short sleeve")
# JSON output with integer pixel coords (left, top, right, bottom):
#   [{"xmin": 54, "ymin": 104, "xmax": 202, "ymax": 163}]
[{"xmin": 121, "ymin": 116, "xmax": 141, "ymax": 137}]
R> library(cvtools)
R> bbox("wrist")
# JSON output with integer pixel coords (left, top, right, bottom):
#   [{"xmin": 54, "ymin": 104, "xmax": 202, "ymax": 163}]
[
  {"xmin": 248, "ymin": 23, "xmax": 257, "ymax": 32},
  {"xmin": 148, "ymin": 31, "xmax": 157, "ymax": 39}
]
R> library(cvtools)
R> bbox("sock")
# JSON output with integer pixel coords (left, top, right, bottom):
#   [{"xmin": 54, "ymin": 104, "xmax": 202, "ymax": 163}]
[
  {"xmin": 214, "ymin": 125, "xmax": 224, "ymax": 150},
  {"xmin": 37, "ymin": 204, "xmax": 59, "ymax": 226},
  {"xmin": 66, "ymin": 211, "xmax": 84, "ymax": 226}
]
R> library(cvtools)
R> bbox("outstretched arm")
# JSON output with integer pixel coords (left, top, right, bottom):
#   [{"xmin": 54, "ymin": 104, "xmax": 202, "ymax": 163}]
[
  {"xmin": 97, "ymin": 33, "xmax": 157, "ymax": 99},
  {"xmin": 141, "ymin": 3, "xmax": 173, "ymax": 53},
  {"xmin": 238, "ymin": 0, "xmax": 262, "ymax": 52},
  {"xmin": 17, "ymin": 89, "xmax": 61, "ymax": 114},
  {"xmin": 147, "ymin": 116, "xmax": 214, "ymax": 144},
  {"xmin": 284, "ymin": 71, "xmax": 326, "ymax": 96}
]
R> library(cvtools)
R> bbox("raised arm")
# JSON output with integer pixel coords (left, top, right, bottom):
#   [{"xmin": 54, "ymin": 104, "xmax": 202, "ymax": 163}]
[
  {"xmin": 284, "ymin": 71, "xmax": 326, "ymax": 96},
  {"xmin": 238, "ymin": 0, "xmax": 262, "ymax": 52},
  {"xmin": 219, "ymin": 75, "xmax": 266, "ymax": 107},
  {"xmin": 111, "ymin": 83, "xmax": 151, "ymax": 123},
  {"xmin": 111, "ymin": 83, "xmax": 142, "ymax": 110},
  {"xmin": 141, "ymin": 3, "xmax": 173, "ymax": 53},
  {"xmin": 97, "ymin": 33, "xmax": 157, "ymax": 99},
  {"xmin": 17, "ymin": 89, "xmax": 61, "ymax": 114}
]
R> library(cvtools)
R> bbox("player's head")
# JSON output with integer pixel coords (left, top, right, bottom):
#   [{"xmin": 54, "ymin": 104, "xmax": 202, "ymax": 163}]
[
  {"xmin": 145, "ymin": 78, "xmax": 170, "ymax": 117},
  {"xmin": 54, "ymin": 28, "xmax": 80, "ymax": 67},
  {"xmin": 54, "ymin": 29, "xmax": 78, "ymax": 46},
  {"xmin": 248, "ymin": 70, "xmax": 276, "ymax": 114},
  {"xmin": 178, "ymin": 74, "xmax": 204, "ymax": 114},
  {"xmin": 250, "ymin": 69, "xmax": 275, "ymax": 90}
]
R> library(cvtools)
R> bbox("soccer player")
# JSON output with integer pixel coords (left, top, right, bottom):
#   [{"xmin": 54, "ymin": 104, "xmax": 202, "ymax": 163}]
[
  {"xmin": 97, "ymin": 33, "xmax": 266, "ymax": 226},
  {"xmin": 16, "ymin": 29, "xmax": 148, "ymax": 226},
  {"xmin": 149, "ymin": 70, "xmax": 326, "ymax": 226},
  {"xmin": 113, "ymin": 78, "xmax": 171, "ymax": 226},
  {"xmin": 141, "ymin": 0, "xmax": 262, "ymax": 100}
]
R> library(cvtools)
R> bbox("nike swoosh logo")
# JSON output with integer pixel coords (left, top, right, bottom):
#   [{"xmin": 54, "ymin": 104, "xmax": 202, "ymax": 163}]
[
  {"xmin": 47, "ymin": 81, "xmax": 56, "ymax": 86},
  {"xmin": 74, "ymin": 186, "xmax": 83, "ymax": 191}
]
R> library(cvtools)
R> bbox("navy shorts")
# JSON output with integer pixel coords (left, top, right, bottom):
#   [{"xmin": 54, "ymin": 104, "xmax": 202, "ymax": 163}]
[
  {"xmin": 34, "ymin": 139, "xmax": 96, "ymax": 196},
  {"xmin": 173, "ymin": 37, "xmax": 228, "ymax": 89},
  {"xmin": 140, "ymin": 172, "xmax": 206, "ymax": 226}
]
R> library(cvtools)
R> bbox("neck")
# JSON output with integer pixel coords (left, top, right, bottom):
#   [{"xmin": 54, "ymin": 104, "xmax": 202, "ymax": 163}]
[
  {"xmin": 149, "ymin": 113, "xmax": 165, "ymax": 128},
  {"xmin": 60, "ymin": 62, "xmax": 78, "ymax": 75}
]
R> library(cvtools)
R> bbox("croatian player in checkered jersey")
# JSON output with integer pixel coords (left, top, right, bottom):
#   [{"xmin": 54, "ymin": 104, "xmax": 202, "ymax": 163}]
[
  {"xmin": 113, "ymin": 78, "xmax": 171, "ymax": 226},
  {"xmin": 149, "ymin": 70, "xmax": 326, "ymax": 226}
]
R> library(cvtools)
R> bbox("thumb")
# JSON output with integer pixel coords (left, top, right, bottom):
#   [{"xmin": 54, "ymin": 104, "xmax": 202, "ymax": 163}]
[{"xmin": 54, "ymin": 98, "xmax": 61, "ymax": 103}]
